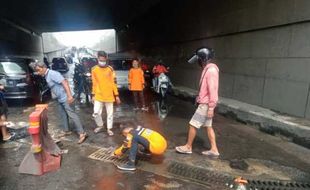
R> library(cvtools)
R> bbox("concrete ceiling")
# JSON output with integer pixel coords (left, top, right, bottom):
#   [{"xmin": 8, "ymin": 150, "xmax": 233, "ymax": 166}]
[{"xmin": 0, "ymin": 0, "xmax": 161, "ymax": 33}]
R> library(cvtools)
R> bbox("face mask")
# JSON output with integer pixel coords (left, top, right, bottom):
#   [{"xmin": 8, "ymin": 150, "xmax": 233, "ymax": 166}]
[
  {"xmin": 98, "ymin": 61, "xmax": 107, "ymax": 67},
  {"xmin": 133, "ymin": 63, "xmax": 138, "ymax": 68}
]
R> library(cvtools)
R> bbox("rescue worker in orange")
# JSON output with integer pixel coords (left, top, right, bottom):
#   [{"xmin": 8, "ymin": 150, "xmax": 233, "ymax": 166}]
[
  {"xmin": 128, "ymin": 59, "xmax": 148, "ymax": 111},
  {"xmin": 92, "ymin": 51, "xmax": 121, "ymax": 136},
  {"xmin": 114, "ymin": 125, "xmax": 167, "ymax": 171}
]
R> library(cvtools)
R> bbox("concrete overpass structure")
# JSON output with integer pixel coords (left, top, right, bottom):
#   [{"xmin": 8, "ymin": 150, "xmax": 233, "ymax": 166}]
[{"xmin": 1, "ymin": 0, "xmax": 310, "ymax": 119}]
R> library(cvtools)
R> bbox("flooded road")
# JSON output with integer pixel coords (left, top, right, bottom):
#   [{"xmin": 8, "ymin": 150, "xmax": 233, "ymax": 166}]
[{"xmin": 0, "ymin": 65, "xmax": 310, "ymax": 189}]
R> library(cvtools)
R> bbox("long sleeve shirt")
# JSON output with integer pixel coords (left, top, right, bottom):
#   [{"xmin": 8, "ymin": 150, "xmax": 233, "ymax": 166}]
[
  {"xmin": 91, "ymin": 65, "xmax": 119, "ymax": 102},
  {"xmin": 196, "ymin": 63, "xmax": 219, "ymax": 110},
  {"xmin": 128, "ymin": 68, "xmax": 145, "ymax": 91}
]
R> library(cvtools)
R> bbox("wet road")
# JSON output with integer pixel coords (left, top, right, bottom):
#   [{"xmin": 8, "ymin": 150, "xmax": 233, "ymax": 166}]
[{"xmin": 0, "ymin": 66, "xmax": 310, "ymax": 189}]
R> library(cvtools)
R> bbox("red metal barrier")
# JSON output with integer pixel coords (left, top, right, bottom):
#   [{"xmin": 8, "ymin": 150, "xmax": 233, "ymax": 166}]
[{"xmin": 19, "ymin": 104, "xmax": 62, "ymax": 175}]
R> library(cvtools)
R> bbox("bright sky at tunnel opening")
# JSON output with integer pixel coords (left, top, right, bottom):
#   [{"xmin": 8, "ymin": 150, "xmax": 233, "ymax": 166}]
[{"xmin": 50, "ymin": 29, "xmax": 115, "ymax": 48}]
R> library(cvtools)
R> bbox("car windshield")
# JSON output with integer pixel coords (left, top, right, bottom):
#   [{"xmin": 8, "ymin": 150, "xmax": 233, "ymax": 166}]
[
  {"xmin": 109, "ymin": 60, "xmax": 131, "ymax": 71},
  {"xmin": 0, "ymin": 61, "xmax": 28, "ymax": 74},
  {"xmin": 52, "ymin": 58, "xmax": 66, "ymax": 64}
]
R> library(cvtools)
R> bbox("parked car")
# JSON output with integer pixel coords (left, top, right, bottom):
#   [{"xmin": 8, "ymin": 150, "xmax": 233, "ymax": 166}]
[
  {"xmin": 108, "ymin": 53, "xmax": 134, "ymax": 89},
  {"xmin": 51, "ymin": 57, "xmax": 69, "ymax": 73},
  {"xmin": 0, "ymin": 57, "xmax": 50, "ymax": 102}
]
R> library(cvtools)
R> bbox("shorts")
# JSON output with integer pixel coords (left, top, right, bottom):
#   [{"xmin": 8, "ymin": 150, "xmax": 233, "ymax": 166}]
[
  {"xmin": 0, "ymin": 106, "xmax": 8, "ymax": 118},
  {"xmin": 189, "ymin": 104, "xmax": 213, "ymax": 128}
]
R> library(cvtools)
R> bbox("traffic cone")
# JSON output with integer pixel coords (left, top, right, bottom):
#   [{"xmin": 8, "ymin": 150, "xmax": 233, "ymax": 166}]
[{"xmin": 19, "ymin": 104, "xmax": 62, "ymax": 175}]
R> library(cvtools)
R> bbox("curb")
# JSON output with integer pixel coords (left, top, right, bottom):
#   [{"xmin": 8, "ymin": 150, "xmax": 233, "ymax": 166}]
[{"xmin": 170, "ymin": 86, "xmax": 310, "ymax": 149}]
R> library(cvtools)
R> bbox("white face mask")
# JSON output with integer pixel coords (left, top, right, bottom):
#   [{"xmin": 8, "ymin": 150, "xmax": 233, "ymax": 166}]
[{"xmin": 98, "ymin": 61, "xmax": 107, "ymax": 67}]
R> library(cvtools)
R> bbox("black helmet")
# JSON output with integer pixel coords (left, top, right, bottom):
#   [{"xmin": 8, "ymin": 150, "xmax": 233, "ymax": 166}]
[{"xmin": 188, "ymin": 47, "xmax": 214, "ymax": 64}]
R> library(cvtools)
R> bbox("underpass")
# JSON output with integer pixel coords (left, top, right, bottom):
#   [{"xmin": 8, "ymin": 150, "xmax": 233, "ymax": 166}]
[{"xmin": 1, "ymin": 1, "xmax": 310, "ymax": 190}]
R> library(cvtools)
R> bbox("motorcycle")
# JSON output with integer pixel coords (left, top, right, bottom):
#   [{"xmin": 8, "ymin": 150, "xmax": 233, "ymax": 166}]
[
  {"xmin": 154, "ymin": 73, "xmax": 171, "ymax": 98},
  {"xmin": 83, "ymin": 72, "xmax": 92, "ymax": 105},
  {"xmin": 73, "ymin": 63, "xmax": 92, "ymax": 105}
]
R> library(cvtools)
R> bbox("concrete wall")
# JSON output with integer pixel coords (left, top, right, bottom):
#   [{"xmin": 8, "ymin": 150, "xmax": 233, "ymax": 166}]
[
  {"xmin": 0, "ymin": 19, "xmax": 43, "ymax": 59},
  {"xmin": 118, "ymin": 0, "xmax": 310, "ymax": 119}
]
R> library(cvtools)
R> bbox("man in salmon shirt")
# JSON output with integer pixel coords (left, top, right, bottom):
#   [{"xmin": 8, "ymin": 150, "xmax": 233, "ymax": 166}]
[
  {"xmin": 176, "ymin": 47, "xmax": 220, "ymax": 158},
  {"xmin": 128, "ymin": 59, "xmax": 148, "ymax": 111},
  {"xmin": 92, "ymin": 51, "xmax": 121, "ymax": 136}
]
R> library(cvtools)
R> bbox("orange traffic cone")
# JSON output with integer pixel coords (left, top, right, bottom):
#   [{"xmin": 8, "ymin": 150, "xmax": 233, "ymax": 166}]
[{"xmin": 19, "ymin": 105, "xmax": 61, "ymax": 175}]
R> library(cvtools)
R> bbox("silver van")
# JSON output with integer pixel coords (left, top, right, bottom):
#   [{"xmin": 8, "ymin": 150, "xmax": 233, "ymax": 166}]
[{"xmin": 108, "ymin": 53, "xmax": 134, "ymax": 89}]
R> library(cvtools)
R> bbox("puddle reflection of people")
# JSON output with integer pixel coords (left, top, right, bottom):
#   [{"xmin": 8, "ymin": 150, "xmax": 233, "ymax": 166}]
[
  {"xmin": 0, "ymin": 84, "xmax": 15, "ymax": 141},
  {"xmin": 113, "ymin": 124, "xmax": 167, "ymax": 171},
  {"xmin": 154, "ymin": 100, "xmax": 169, "ymax": 121}
]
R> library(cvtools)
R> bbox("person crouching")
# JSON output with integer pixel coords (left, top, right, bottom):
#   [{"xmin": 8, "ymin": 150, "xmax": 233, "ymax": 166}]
[{"xmin": 113, "ymin": 125, "xmax": 167, "ymax": 171}]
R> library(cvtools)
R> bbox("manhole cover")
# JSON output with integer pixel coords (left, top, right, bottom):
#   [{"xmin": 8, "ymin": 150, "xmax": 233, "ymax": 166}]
[
  {"xmin": 247, "ymin": 179, "xmax": 310, "ymax": 190},
  {"xmin": 88, "ymin": 147, "xmax": 128, "ymax": 164},
  {"xmin": 167, "ymin": 161, "xmax": 232, "ymax": 189}
]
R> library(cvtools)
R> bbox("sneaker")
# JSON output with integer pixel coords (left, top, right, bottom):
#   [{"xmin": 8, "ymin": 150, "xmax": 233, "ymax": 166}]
[
  {"xmin": 133, "ymin": 107, "xmax": 139, "ymax": 111},
  {"xmin": 116, "ymin": 162, "xmax": 136, "ymax": 171},
  {"xmin": 141, "ymin": 106, "xmax": 149, "ymax": 111}
]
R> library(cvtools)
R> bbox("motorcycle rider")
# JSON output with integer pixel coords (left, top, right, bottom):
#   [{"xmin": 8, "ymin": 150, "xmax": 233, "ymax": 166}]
[
  {"xmin": 152, "ymin": 60, "xmax": 169, "ymax": 92},
  {"xmin": 74, "ymin": 61, "xmax": 87, "ymax": 102}
]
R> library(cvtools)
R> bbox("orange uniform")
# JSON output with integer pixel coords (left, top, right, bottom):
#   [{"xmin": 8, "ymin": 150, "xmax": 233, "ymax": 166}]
[
  {"xmin": 91, "ymin": 65, "xmax": 119, "ymax": 102},
  {"xmin": 114, "ymin": 127, "xmax": 167, "ymax": 156},
  {"xmin": 128, "ymin": 68, "xmax": 145, "ymax": 91}
]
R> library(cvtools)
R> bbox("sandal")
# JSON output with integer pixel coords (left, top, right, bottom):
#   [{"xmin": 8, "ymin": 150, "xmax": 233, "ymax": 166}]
[
  {"xmin": 175, "ymin": 145, "xmax": 192, "ymax": 154},
  {"xmin": 107, "ymin": 130, "xmax": 114, "ymax": 136},
  {"xmin": 202, "ymin": 150, "xmax": 220, "ymax": 158},
  {"xmin": 94, "ymin": 127, "xmax": 103, "ymax": 134},
  {"xmin": 3, "ymin": 132, "xmax": 15, "ymax": 141},
  {"xmin": 78, "ymin": 133, "xmax": 87, "ymax": 144}
]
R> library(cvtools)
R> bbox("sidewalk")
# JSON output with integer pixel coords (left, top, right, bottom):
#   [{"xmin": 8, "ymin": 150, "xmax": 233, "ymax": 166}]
[{"xmin": 171, "ymin": 86, "xmax": 310, "ymax": 149}]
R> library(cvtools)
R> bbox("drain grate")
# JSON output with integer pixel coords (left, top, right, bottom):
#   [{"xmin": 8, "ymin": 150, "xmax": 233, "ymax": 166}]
[
  {"xmin": 88, "ymin": 147, "xmax": 128, "ymax": 164},
  {"xmin": 167, "ymin": 162, "xmax": 310, "ymax": 190},
  {"xmin": 167, "ymin": 161, "xmax": 233, "ymax": 188},
  {"xmin": 247, "ymin": 179, "xmax": 310, "ymax": 190},
  {"xmin": 88, "ymin": 147, "xmax": 149, "ymax": 165}
]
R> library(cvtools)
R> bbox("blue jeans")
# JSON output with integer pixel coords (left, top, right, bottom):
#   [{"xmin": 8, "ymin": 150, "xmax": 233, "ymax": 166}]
[
  {"xmin": 129, "ymin": 132, "xmax": 150, "ymax": 164},
  {"xmin": 57, "ymin": 101, "xmax": 84, "ymax": 134}
]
